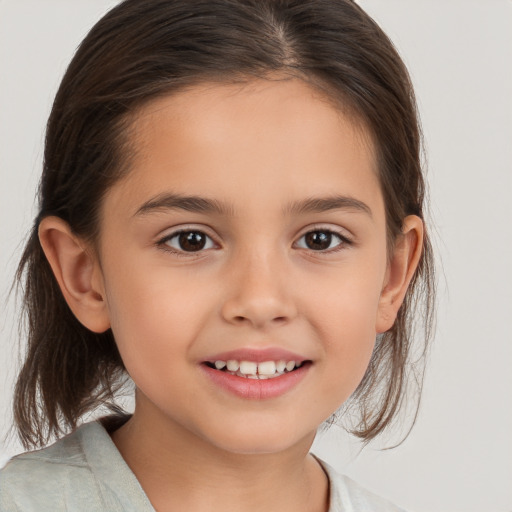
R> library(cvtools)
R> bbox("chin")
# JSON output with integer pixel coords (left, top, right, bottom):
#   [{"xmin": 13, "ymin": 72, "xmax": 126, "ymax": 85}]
[
  {"xmin": 213, "ymin": 437, "xmax": 305, "ymax": 456},
  {"xmin": 199, "ymin": 421, "xmax": 317, "ymax": 456}
]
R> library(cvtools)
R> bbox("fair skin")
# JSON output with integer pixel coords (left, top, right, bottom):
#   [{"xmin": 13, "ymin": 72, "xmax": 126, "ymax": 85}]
[{"xmin": 39, "ymin": 78, "xmax": 423, "ymax": 512}]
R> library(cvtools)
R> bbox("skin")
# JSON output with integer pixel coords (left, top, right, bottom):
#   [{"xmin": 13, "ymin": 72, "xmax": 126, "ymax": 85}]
[{"xmin": 39, "ymin": 78, "xmax": 423, "ymax": 512}]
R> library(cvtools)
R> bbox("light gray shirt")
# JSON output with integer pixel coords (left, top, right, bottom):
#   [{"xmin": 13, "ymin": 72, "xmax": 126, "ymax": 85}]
[{"xmin": 0, "ymin": 421, "xmax": 405, "ymax": 511}]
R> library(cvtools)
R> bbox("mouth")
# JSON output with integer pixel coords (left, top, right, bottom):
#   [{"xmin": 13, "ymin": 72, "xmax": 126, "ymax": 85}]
[
  {"xmin": 200, "ymin": 349, "xmax": 312, "ymax": 399},
  {"xmin": 203, "ymin": 359, "xmax": 310, "ymax": 379}
]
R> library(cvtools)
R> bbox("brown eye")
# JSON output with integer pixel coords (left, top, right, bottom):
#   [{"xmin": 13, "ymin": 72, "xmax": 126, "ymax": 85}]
[
  {"xmin": 179, "ymin": 232, "xmax": 206, "ymax": 251},
  {"xmin": 164, "ymin": 230, "xmax": 215, "ymax": 252},
  {"xmin": 305, "ymin": 231, "xmax": 331, "ymax": 250},
  {"xmin": 296, "ymin": 230, "xmax": 346, "ymax": 251}
]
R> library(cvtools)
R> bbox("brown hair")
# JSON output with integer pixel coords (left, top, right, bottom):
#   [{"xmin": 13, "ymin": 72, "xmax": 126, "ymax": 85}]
[{"xmin": 14, "ymin": 0, "xmax": 435, "ymax": 448}]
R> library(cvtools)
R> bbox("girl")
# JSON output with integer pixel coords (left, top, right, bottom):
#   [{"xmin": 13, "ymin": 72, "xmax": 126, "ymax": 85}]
[{"xmin": 0, "ymin": 0, "xmax": 435, "ymax": 511}]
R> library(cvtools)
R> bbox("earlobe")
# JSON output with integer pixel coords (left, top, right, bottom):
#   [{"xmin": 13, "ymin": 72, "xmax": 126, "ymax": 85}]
[
  {"xmin": 376, "ymin": 215, "xmax": 424, "ymax": 333},
  {"xmin": 38, "ymin": 216, "xmax": 111, "ymax": 333}
]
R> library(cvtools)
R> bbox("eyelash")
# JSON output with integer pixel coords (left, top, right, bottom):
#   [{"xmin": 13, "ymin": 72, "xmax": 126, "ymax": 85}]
[
  {"xmin": 157, "ymin": 227, "xmax": 353, "ymax": 256},
  {"xmin": 294, "ymin": 229, "xmax": 352, "ymax": 253},
  {"xmin": 157, "ymin": 229, "xmax": 217, "ymax": 257}
]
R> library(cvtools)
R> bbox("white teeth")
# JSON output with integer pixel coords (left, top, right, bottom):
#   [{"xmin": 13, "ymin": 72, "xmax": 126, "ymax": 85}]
[
  {"xmin": 227, "ymin": 360, "xmax": 239, "ymax": 371},
  {"xmin": 239, "ymin": 361, "xmax": 258, "ymax": 375},
  {"xmin": 258, "ymin": 361, "xmax": 276, "ymax": 375},
  {"xmin": 276, "ymin": 360, "xmax": 286, "ymax": 373},
  {"xmin": 212, "ymin": 359, "xmax": 302, "ymax": 378}
]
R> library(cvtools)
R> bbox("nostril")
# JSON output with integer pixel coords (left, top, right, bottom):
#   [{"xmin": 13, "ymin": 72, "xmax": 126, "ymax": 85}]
[
  {"xmin": 233, "ymin": 315, "xmax": 287, "ymax": 324},
  {"xmin": 221, "ymin": 295, "xmax": 297, "ymax": 328}
]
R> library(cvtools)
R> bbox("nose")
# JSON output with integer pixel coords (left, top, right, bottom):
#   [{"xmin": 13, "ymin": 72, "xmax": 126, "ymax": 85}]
[{"xmin": 220, "ymin": 250, "xmax": 298, "ymax": 329}]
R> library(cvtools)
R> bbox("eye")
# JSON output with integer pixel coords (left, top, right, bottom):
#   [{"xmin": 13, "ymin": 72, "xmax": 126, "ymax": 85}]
[
  {"xmin": 295, "ymin": 229, "xmax": 349, "ymax": 251},
  {"xmin": 161, "ymin": 230, "xmax": 215, "ymax": 253}
]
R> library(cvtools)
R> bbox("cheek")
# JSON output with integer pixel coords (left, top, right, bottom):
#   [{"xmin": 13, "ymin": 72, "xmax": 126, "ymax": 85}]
[
  {"xmin": 101, "ymin": 258, "xmax": 220, "ymax": 380},
  {"xmin": 102, "ymin": 269, "xmax": 186, "ymax": 368},
  {"xmin": 319, "ymin": 295, "xmax": 377, "ymax": 374},
  {"xmin": 105, "ymin": 254, "xmax": 195, "ymax": 329},
  {"xmin": 310, "ymin": 261, "xmax": 384, "ymax": 333},
  {"xmin": 308, "ymin": 266, "xmax": 384, "ymax": 398}
]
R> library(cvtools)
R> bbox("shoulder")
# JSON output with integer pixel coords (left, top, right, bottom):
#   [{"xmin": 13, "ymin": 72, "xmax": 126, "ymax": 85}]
[
  {"xmin": 0, "ymin": 420, "xmax": 150, "ymax": 512},
  {"xmin": 316, "ymin": 458, "xmax": 407, "ymax": 512}
]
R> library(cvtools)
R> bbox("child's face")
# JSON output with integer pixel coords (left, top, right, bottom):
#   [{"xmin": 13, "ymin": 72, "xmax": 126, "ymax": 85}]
[{"xmin": 94, "ymin": 79, "xmax": 396, "ymax": 453}]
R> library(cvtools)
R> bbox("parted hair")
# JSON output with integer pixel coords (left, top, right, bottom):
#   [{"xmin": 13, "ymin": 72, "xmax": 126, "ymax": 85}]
[{"xmin": 14, "ymin": 0, "xmax": 435, "ymax": 448}]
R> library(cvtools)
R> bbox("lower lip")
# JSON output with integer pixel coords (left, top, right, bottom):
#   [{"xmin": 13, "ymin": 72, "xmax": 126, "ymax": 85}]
[{"xmin": 201, "ymin": 363, "xmax": 310, "ymax": 400}]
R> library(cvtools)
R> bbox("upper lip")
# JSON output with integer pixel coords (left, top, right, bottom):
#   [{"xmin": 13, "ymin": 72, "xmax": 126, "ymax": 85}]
[{"xmin": 202, "ymin": 348, "xmax": 309, "ymax": 364}]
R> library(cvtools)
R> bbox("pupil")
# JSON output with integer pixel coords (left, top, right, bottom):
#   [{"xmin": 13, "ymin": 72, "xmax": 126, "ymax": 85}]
[
  {"xmin": 306, "ymin": 231, "xmax": 331, "ymax": 250},
  {"xmin": 179, "ymin": 232, "xmax": 206, "ymax": 251}
]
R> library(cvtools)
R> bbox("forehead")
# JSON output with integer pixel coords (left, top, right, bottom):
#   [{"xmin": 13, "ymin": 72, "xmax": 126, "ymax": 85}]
[{"xmin": 109, "ymin": 78, "xmax": 381, "ymax": 217}]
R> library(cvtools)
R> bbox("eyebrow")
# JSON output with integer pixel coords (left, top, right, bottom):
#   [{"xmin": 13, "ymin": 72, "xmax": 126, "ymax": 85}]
[
  {"xmin": 134, "ymin": 192, "xmax": 372, "ymax": 218},
  {"xmin": 285, "ymin": 195, "xmax": 372, "ymax": 217},
  {"xmin": 135, "ymin": 193, "xmax": 234, "ymax": 217}
]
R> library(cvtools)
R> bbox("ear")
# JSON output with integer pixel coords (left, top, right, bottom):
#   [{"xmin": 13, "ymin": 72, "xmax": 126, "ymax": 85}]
[
  {"xmin": 376, "ymin": 215, "xmax": 424, "ymax": 333},
  {"xmin": 38, "ymin": 216, "xmax": 111, "ymax": 333}
]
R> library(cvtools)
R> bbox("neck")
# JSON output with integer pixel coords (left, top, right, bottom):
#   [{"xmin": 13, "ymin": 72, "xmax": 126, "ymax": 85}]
[{"xmin": 111, "ymin": 401, "xmax": 329, "ymax": 512}]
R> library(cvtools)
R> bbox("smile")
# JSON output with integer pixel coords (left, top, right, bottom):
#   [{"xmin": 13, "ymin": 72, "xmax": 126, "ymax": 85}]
[
  {"xmin": 201, "ymin": 354, "xmax": 311, "ymax": 400},
  {"xmin": 205, "ymin": 360, "xmax": 303, "ymax": 379}
]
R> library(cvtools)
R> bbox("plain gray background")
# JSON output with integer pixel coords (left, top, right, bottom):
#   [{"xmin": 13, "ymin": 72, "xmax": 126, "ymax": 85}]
[{"xmin": 1, "ymin": 1, "xmax": 511, "ymax": 511}]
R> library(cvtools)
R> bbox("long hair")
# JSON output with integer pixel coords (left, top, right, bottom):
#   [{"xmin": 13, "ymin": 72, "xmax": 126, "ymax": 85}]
[{"xmin": 14, "ymin": 0, "xmax": 435, "ymax": 448}]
